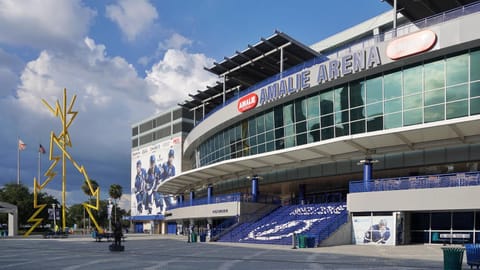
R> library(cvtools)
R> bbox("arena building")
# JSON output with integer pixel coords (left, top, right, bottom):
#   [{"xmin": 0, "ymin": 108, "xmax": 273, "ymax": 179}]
[{"xmin": 131, "ymin": 0, "xmax": 480, "ymax": 246}]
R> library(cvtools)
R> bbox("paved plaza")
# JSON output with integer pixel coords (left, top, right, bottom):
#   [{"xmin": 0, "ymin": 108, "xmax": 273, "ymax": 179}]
[{"xmin": 0, "ymin": 234, "xmax": 460, "ymax": 269}]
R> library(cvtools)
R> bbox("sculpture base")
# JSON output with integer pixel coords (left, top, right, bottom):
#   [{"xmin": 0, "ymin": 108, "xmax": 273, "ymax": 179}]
[{"xmin": 109, "ymin": 244, "xmax": 125, "ymax": 252}]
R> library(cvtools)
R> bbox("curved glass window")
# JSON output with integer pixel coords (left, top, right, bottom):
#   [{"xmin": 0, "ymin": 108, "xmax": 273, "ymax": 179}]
[{"xmin": 197, "ymin": 48, "xmax": 480, "ymax": 167}]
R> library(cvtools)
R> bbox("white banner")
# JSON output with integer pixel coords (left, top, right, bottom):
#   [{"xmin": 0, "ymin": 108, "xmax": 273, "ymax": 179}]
[
  {"xmin": 352, "ymin": 215, "xmax": 396, "ymax": 245},
  {"xmin": 131, "ymin": 137, "xmax": 182, "ymax": 216}
]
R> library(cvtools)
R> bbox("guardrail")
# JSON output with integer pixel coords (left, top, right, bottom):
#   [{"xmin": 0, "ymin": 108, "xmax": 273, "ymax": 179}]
[
  {"xmin": 349, "ymin": 171, "xmax": 480, "ymax": 193},
  {"xmin": 167, "ymin": 192, "xmax": 281, "ymax": 210}
]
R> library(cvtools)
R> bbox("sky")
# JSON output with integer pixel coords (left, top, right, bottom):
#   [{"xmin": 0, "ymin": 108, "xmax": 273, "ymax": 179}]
[{"xmin": 0, "ymin": 0, "xmax": 392, "ymax": 210}]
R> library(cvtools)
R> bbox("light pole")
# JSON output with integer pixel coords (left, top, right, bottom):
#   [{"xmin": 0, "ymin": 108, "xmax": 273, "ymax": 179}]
[
  {"xmin": 108, "ymin": 199, "xmax": 113, "ymax": 232},
  {"xmin": 52, "ymin": 203, "xmax": 57, "ymax": 232}
]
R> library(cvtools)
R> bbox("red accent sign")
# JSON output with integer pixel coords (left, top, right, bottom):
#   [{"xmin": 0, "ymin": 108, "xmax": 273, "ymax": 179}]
[
  {"xmin": 386, "ymin": 30, "xmax": 437, "ymax": 60},
  {"xmin": 237, "ymin": 93, "xmax": 258, "ymax": 112}
]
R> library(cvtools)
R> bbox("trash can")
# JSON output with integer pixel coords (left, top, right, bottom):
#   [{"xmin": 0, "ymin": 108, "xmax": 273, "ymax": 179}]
[
  {"xmin": 199, "ymin": 233, "xmax": 206, "ymax": 242},
  {"xmin": 298, "ymin": 235, "xmax": 306, "ymax": 248},
  {"xmin": 305, "ymin": 236, "xmax": 316, "ymax": 248},
  {"xmin": 191, "ymin": 232, "xmax": 197, "ymax": 243},
  {"xmin": 442, "ymin": 247, "xmax": 464, "ymax": 270}
]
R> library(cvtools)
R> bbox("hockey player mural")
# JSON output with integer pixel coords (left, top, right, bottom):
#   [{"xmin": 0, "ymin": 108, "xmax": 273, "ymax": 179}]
[{"xmin": 131, "ymin": 137, "xmax": 181, "ymax": 216}]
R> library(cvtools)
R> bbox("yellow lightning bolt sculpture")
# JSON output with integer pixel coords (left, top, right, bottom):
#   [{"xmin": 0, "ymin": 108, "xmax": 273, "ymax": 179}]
[{"xmin": 24, "ymin": 88, "xmax": 103, "ymax": 236}]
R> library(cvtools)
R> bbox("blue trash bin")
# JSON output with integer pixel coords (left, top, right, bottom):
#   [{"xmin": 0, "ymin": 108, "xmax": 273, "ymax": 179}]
[{"xmin": 305, "ymin": 236, "xmax": 316, "ymax": 248}]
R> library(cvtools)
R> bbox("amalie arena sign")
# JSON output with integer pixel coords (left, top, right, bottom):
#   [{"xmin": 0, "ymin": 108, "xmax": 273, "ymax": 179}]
[{"xmin": 236, "ymin": 30, "xmax": 437, "ymax": 113}]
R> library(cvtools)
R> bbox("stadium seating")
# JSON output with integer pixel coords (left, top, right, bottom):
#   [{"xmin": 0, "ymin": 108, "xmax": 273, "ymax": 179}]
[{"xmin": 218, "ymin": 202, "xmax": 347, "ymax": 246}]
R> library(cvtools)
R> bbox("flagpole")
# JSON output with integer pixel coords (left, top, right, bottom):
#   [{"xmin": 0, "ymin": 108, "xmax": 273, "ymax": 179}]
[
  {"xmin": 17, "ymin": 136, "xmax": 20, "ymax": 185},
  {"xmin": 38, "ymin": 149, "xmax": 41, "ymax": 182}
]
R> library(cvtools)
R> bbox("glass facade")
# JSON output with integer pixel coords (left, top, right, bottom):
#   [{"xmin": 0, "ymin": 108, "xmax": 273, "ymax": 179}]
[{"xmin": 197, "ymin": 49, "xmax": 480, "ymax": 167}]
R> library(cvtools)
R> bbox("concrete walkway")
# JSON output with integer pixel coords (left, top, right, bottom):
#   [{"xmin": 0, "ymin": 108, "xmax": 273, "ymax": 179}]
[{"xmin": 0, "ymin": 234, "xmax": 463, "ymax": 269}]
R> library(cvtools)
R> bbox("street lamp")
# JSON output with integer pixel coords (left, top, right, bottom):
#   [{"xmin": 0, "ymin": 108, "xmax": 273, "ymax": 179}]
[
  {"xmin": 52, "ymin": 203, "xmax": 57, "ymax": 232},
  {"xmin": 108, "ymin": 199, "xmax": 113, "ymax": 232}
]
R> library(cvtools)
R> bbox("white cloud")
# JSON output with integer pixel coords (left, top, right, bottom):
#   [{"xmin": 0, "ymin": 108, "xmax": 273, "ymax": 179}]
[
  {"xmin": 106, "ymin": 0, "xmax": 158, "ymax": 41},
  {"xmin": 3, "ymin": 35, "xmax": 216, "ymax": 206},
  {"xmin": 0, "ymin": 0, "xmax": 95, "ymax": 49},
  {"xmin": 158, "ymin": 33, "xmax": 193, "ymax": 51},
  {"xmin": 146, "ymin": 49, "xmax": 217, "ymax": 109}
]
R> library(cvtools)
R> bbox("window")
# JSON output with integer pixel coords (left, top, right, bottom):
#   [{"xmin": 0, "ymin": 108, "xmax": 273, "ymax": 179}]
[
  {"xmin": 404, "ymin": 66, "xmax": 423, "ymax": 95},
  {"xmin": 306, "ymin": 95, "xmax": 319, "ymax": 119},
  {"xmin": 334, "ymin": 86, "xmax": 349, "ymax": 111},
  {"xmin": 384, "ymin": 98, "xmax": 402, "ymax": 113},
  {"xmin": 446, "ymin": 54, "xmax": 468, "ymax": 86},
  {"xmin": 471, "ymin": 81, "xmax": 480, "ymax": 98},
  {"xmin": 404, "ymin": 94, "xmax": 422, "ymax": 110},
  {"xmin": 424, "ymin": 60, "xmax": 445, "ymax": 90},
  {"xmin": 350, "ymin": 107, "xmax": 365, "ymax": 121},
  {"xmin": 470, "ymin": 49, "xmax": 480, "ymax": 81},
  {"xmin": 349, "ymin": 80, "xmax": 365, "ymax": 108},
  {"xmin": 446, "ymin": 100, "xmax": 468, "ymax": 119},
  {"xmin": 283, "ymin": 102, "xmax": 294, "ymax": 125},
  {"xmin": 446, "ymin": 84, "xmax": 468, "ymax": 102},
  {"xmin": 366, "ymin": 77, "xmax": 382, "ymax": 104},
  {"xmin": 384, "ymin": 112, "xmax": 402, "ymax": 129},
  {"xmin": 320, "ymin": 91, "xmax": 334, "ymax": 115},
  {"xmin": 366, "ymin": 102, "xmax": 382, "ymax": 118},
  {"xmin": 384, "ymin": 71, "xmax": 402, "ymax": 99},
  {"xmin": 424, "ymin": 88, "xmax": 445, "ymax": 106},
  {"xmin": 471, "ymin": 98, "xmax": 480, "ymax": 115},
  {"xmin": 424, "ymin": 105, "xmax": 444, "ymax": 123},
  {"xmin": 404, "ymin": 109, "xmax": 422, "ymax": 126},
  {"xmin": 350, "ymin": 120, "xmax": 365, "ymax": 134}
]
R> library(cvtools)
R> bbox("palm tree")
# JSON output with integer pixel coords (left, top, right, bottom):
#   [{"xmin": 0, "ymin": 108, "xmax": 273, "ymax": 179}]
[
  {"xmin": 81, "ymin": 179, "xmax": 99, "ymax": 231},
  {"xmin": 109, "ymin": 184, "xmax": 123, "ymax": 221}
]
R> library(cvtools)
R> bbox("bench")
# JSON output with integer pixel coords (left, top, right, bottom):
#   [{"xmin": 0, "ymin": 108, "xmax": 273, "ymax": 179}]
[
  {"xmin": 43, "ymin": 231, "xmax": 68, "ymax": 239},
  {"xmin": 92, "ymin": 232, "xmax": 126, "ymax": 242},
  {"xmin": 466, "ymin": 244, "xmax": 480, "ymax": 269}
]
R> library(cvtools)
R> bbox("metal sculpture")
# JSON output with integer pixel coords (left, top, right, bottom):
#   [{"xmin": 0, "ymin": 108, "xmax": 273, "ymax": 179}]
[{"xmin": 25, "ymin": 88, "xmax": 102, "ymax": 236}]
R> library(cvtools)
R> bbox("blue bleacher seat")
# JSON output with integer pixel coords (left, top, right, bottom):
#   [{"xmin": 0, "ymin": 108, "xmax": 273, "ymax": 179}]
[{"xmin": 218, "ymin": 202, "xmax": 348, "ymax": 246}]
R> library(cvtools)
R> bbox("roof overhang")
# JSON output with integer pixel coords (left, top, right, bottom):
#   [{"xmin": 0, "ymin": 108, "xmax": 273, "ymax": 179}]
[
  {"xmin": 158, "ymin": 116, "xmax": 480, "ymax": 194},
  {"xmin": 179, "ymin": 31, "xmax": 320, "ymax": 113}
]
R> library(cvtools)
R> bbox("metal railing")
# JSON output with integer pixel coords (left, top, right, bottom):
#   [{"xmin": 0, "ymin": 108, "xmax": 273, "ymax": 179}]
[
  {"xmin": 167, "ymin": 192, "xmax": 281, "ymax": 210},
  {"xmin": 349, "ymin": 171, "xmax": 480, "ymax": 193}
]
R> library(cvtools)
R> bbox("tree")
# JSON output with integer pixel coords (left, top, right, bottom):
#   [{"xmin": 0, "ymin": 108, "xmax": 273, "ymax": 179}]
[
  {"xmin": 109, "ymin": 184, "xmax": 123, "ymax": 221},
  {"xmin": 0, "ymin": 182, "xmax": 59, "ymax": 229},
  {"xmin": 81, "ymin": 179, "xmax": 99, "ymax": 197}
]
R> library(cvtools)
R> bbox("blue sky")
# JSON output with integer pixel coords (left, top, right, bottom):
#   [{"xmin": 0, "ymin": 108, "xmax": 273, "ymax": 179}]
[{"xmin": 0, "ymin": 0, "xmax": 392, "ymax": 209}]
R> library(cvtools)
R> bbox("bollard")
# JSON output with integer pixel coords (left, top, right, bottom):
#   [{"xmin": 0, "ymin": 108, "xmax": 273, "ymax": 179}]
[{"xmin": 292, "ymin": 233, "xmax": 297, "ymax": 249}]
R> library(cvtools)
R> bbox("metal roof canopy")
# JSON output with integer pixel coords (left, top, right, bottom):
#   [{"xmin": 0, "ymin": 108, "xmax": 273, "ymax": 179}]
[
  {"xmin": 384, "ymin": 0, "xmax": 479, "ymax": 22},
  {"xmin": 179, "ymin": 31, "xmax": 319, "ymax": 111},
  {"xmin": 157, "ymin": 117, "xmax": 480, "ymax": 194}
]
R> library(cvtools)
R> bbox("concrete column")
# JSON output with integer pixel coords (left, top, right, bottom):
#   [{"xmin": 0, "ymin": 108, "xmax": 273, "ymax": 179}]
[
  {"xmin": 207, "ymin": 185, "xmax": 213, "ymax": 204},
  {"xmin": 252, "ymin": 176, "xmax": 259, "ymax": 203},
  {"xmin": 8, "ymin": 211, "xmax": 18, "ymax": 236},
  {"xmin": 161, "ymin": 221, "xmax": 166, "ymax": 235},
  {"xmin": 189, "ymin": 190, "xmax": 195, "ymax": 206}
]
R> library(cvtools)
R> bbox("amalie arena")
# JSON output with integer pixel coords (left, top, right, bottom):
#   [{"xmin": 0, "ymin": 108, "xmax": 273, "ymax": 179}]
[{"xmin": 130, "ymin": 0, "xmax": 480, "ymax": 246}]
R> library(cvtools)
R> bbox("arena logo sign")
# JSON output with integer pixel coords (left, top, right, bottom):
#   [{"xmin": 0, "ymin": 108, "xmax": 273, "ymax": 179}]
[
  {"xmin": 237, "ymin": 92, "xmax": 258, "ymax": 112},
  {"xmin": 257, "ymin": 46, "xmax": 381, "ymax": 106}
]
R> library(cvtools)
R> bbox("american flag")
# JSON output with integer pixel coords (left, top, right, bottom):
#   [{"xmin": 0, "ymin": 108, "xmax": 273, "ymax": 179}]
[
  {"xmin": 18, "ymin": 139, "xmax": 26, "ymax": 151},
  {"xmin": 39, "ymin": 144, "xmax": 46, "ymax": 154}
]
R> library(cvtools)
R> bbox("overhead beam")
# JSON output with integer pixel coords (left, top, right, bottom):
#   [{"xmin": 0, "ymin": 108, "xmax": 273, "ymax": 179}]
[{"xmin": 394, "ymin": 133, "xmax": 414, "ymax": 150}]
